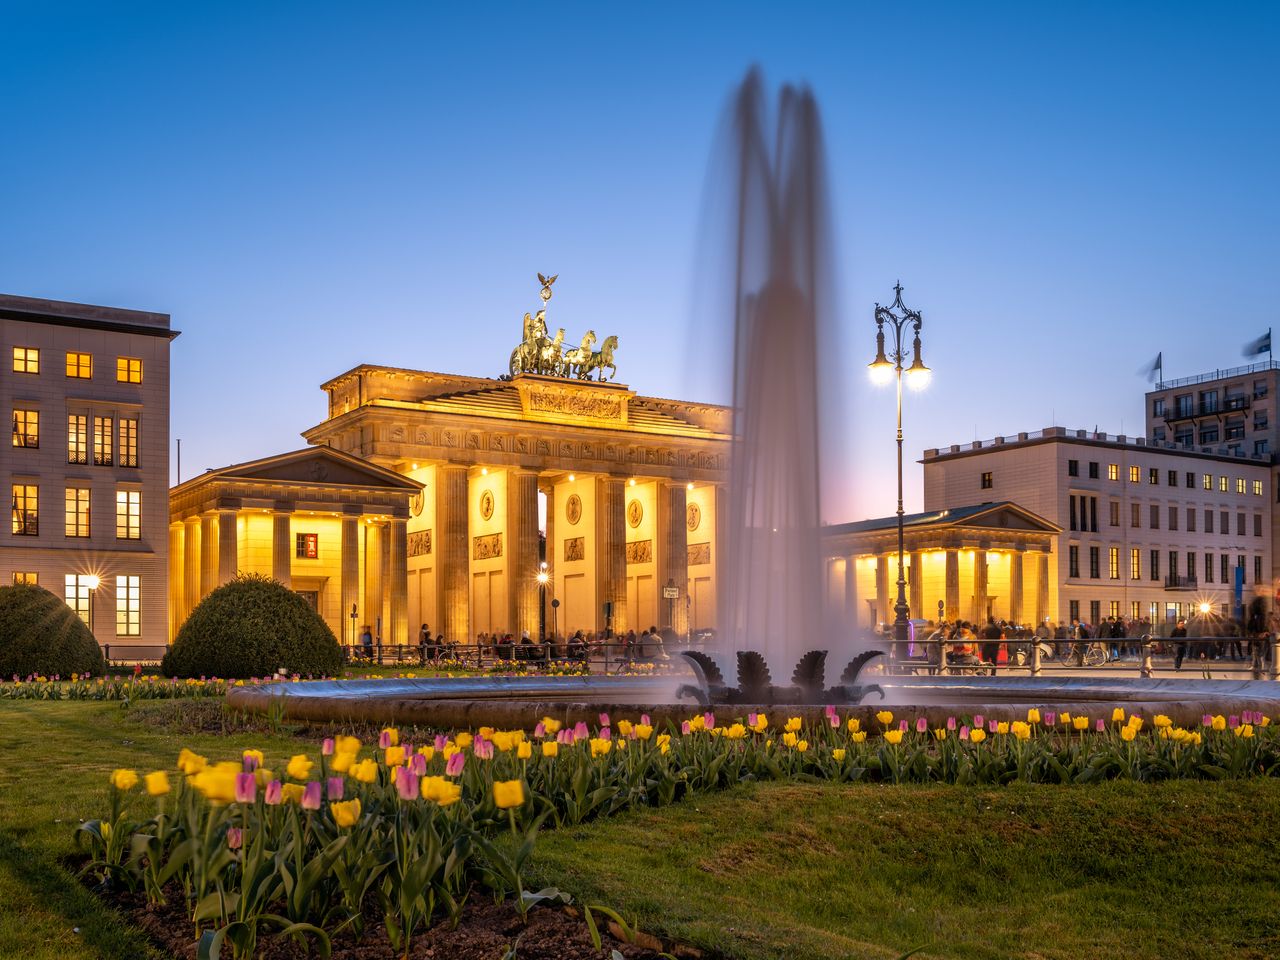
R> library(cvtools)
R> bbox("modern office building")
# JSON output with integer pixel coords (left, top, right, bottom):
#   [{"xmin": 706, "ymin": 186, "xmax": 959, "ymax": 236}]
[
  {"xmin": 1144, "ymin": 360, "xmax": 1280, "ymax": 460},
  {"xmin": 3, "ymin": 294, "xmax": 176, "ymax": 656}
]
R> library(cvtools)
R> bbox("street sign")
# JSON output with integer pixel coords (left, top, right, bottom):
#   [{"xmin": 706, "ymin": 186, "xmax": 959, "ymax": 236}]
[{"xmin": 663, "ymin": 586, "xmax": 679, "ymax": 599}]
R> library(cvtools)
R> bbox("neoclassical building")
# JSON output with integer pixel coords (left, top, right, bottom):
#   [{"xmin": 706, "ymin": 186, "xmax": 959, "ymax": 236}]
[{"xmin": 300, "ymin": 368, "xmax": 731, "ymax": 645}]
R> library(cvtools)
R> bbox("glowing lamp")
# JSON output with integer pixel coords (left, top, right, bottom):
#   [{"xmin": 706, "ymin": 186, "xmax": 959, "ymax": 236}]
[
  {"xmin": 1198, "ymin": 602, "xmax": 1212, "ymax": 615},
  {"xmin": 84, "ymin": 575, "xmax": 100, "ymax": 591}
]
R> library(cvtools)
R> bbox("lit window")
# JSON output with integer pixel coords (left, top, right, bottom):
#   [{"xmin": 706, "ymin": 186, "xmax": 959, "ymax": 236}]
[
  {"xmin": 1253, "ymin": 479, "xmax": 1263, "ymax": 496},
  {"xmin": 64, "ymin": 487, "xmax": 90, "ymax": 538},
  {"xmin": 65, "ymin": 352, "xmax": 92, "ymax": 379},
  {"xmin": 1219, "ymin": 475, "xmax": 1228, "ymax": 491},
  {"xmin": 1203, "ymin": 473, "xmax": 1211, "ymax": 490},
  {"xmin": 12, "ymin": 409, "xmax": 39, "ymax": 448},
  {"xmin": 11, "ymin": 484, "xmax": 38, "ymax": 535},
  {"xmin": 1148, "ymin": 467, "xmax": 1158, "ymax": 485},
  {"xmin": 1130, "ymin": 548, "xmax": 1140, "ymax": 580},
  {"xmin": 1108, "ymin": 546, "xmax": 1119, "ymax": 579},
  {"xmin": 1236, "ymin": 478, "xmax": 1246, "ymax": 494},
  {"xmin": 67, "ymin": 414, "xmax": 88, "ymax": 464},
  {"xmin": 12, "ymin": 347, "xmax": 39, "ymax": 374},
  {"xmin": 1128, "ymin": 465, "xmax": 1139, "ymax": 483},
  {"xmin": 115, "ymin": 490, "xmax": 141, "ymax": 540},
  {"xmin": 12, "ymin": 571, "xmax": 38, "ymax": 585},
  {"xmin": 116, "ymin": 357, "xmax": 143, "ymax": 383},
  {"xmin": 295, "ymin": 533, "xmax": 319, "ymax": 559},
  {"xmin": 93, "ymin": 416, "xmax": 113, "ymax": 466},
  {"xmin": 980, "ymin": 472, "xmax": 993, "ymax": 489},
  {"xmin": 64, "ymin": 574, "xmax": 95, "ymax": 625},
  {"xmin": 1107, "ymin": 463, "xmax": 1118, "ymax": 480},
  {"xmin": 118, "ymin": 418, "xmax": 139, "ymax": 467},
  {"xmin": 115, "ymin": 575, "xmax": 140, "ymax": 636}
]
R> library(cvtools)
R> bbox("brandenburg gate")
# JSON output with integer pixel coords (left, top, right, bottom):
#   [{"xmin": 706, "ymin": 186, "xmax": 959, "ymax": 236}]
[{"xmin": 303, "ymin": 276, "xmax": 731, "ymax": 644}]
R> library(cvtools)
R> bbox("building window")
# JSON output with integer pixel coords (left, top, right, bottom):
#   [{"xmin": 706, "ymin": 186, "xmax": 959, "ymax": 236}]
[
  {"xmin": 64, "ymin": 574, "xmax": 93, "ymax": 624},
  {"xmin": 1255, "ymin": 440, "xmax": 1270, "ymax": 456},
  {"xmin": 118, "ymin": 418, "xmax": 139, "ymax": 467},
  {"xmin": 1128, "ymin": 465, "xmax": 1139, "ymax": 483},
  {"xmin": 1221, "ymin": 554, "xmax": 1230, "ymax": 584},
  {"xmin": 1255, "ymin": 380, "xmax": 1269, "ymax": 399},
  {"xmin": 1236, "ymin": 478, "xmax": 1246, "ymax": 494},
  {"xmin": 1167, "ymin": 470, "xmax": 1177, "ymax": 486},
  {"xmin": 1148, "ymin": 467, "xmax": 1158, "ymax": 485},
  {"xmin": 295, "ymin": 533, "xmax": 319, "ymax": 559},
  {"xmin": 1109, "ymin": 600, "xmax": 1121, "ymax": 619},
  {"xmin": 1149, "ymin": 504, "xmax": 1160, "ymax": 529},
  {"xmin": 93, "ymin": 416, "xmax": 113, "ymax": 465},
  {"xmin": 1068, "ymin": 545, "xmax": 1080, "ymax": 578},
  {"xmin": 1107, "ymin": 463, "xmax": 1118, "ymax": 481},
  {"xmin": 1175, "ymin": 427, "xmax": 1193, "ymax": 446},
  {"xmin": 1200, "ymin": 426, "xmax": 1219, "ymax": 444},
  {"xmin": 1255, "ymin": 555, "xmax": 1263, "ymax": 585},
  {"xmin": 1220, "ymin": 510, "xmax": 1229, "ymax": 534},
  {"xmin": 115, "ymin": 575, "xmax": 140, "ymax": 636},
  {"xmin": 1150, "ymin": 550, "xmax": 1159, "ymax": 581},
  {"xmin": 1168, "ymin": 505, "xmax": 1178, "ymax": 530},
  {"xmin": 11, "ymin": 484, "xmax": 37, "ymax": 535},
  {"xmin": 1088, "ymin": 462, "xmax": 1100, "ymax": 479},
  {"xmin": 1255, "ymin": 514, "xmax": 1263, "ymax": 537},
  {"xmin": 1237, "ymin": 512, "xmax": 1245, "ymax": 536},
  {"xmin": 1068, "ymin": 459, "xmax": 1079, "ymax": 477},
  {"xmin": 980, "ymin": 472, "xmax": 993, "ymax": 489},
  {"xmin": 1108, "ymin": 547, "xmax": 1119, "ymax": 580},
  {"xmin": 1219, "ymin": 475, "xmax": 1228, "ymax": 492},
  {"xmin": 64, "ymin": 487, "xmax": 90, "ymax": 538},
  {"xmin": 1187, "ymin": 508, "xmax": 1196, "ymax": 532},
  {"xmin": 1131, "ymin": 601, "xmax": 1141, "ymax": 621},
  {"xmin": 1089, "ymin": 546, "xmax": 1100, "ymax": 579},
  {"xmin": 1185, "ymin": 472, "xmax": 1194, "ymax": 488},
  {"xmin": 1169, "ymin": 551, "xmax": 1178, "ymax": 583},
  {"xmin": 115, "ymin": 490, "xmax": 141, "ymax": 540},
  {"xmin": 1202, "ymin": 473, "xmax": 1212, "ymax": 490},
  {"xmin": 1200, "ymin": 390, "xmax": 1218, "ymax": 413},
  {"xmin": 12, "ymin": 571, "xmax": 38, "ymax": 585},
  {"xmin": 1089, "ymin": 600, "xmax": 1101, "ymax": 625},
  {"xmin": 12, "ymin": 409, "xmax": 38, "ymax": 448},
  {"xmin": 1130, "ymin": 548, "xmax": 1140, "ymax": 580},
  {"xmin": 1069, "ymin": 600, "xmax": 1080, "ymax": 622},
  {"xmin": 1153, "ymin": 398, "xmax": 1165, "ymax": 417},
  {"xmin": 1109, "ymin": 501, "xmax": 1120, "ymax": 526},
  {"xmin": 1153, "ymin": 427, "xmax": 1166, "ymax": 442},
  {"xmin": 1204, "ymin": 553, "xmax": 1214, "ymax": 583},
  {"xmin": 1187, "ymin": 553, "xmax": 1195, "ymax": 578},
  {"xmin": 1205, "ymin": 509, "xmax": 1214, "ymax": 533},
  {"xmin": 1130, "ymin": 503, "xmax": 1140, "ymax": 528},
  {"xmin": 65, "ymin": 352, "xmax": 92, "ymax": 379},
  {"xmin": 116, "ymin": 357, "xmax": 143, "ymax": 383},
  {"xmin": 1069, "ymin": 496, "xmax": 1077, "ymax": 532},
  {"xmin": 67, "ymin": 414, "xmax": 88, "ymax": 464},
  {"xmin": 1253, "ymin": 479, "xmax": 1264, "ymax": 496},
  {"xmin": 12, "ymin": 347, "xmax": 39, "ymax": 374},
  {"xmin": 1088, "ymin": 496, "xmax": 1098, "ymax": 532}
]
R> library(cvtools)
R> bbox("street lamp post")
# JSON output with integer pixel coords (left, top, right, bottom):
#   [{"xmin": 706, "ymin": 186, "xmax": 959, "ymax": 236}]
[
  {"xmin": 536, "ymin": 563, "xmax": 550, "ymax": 642},
  {"xmin": 868, "ymin": 283, "xmax": 931, "ymax": 646}
]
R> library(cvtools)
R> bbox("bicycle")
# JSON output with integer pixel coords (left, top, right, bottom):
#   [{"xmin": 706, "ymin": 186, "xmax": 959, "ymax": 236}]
[{"xmin": 1038, "ymin": 640, "xmax": 1107, "ymax": 668}]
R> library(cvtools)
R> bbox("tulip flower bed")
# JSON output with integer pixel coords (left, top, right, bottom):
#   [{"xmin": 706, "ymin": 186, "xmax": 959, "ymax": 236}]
[{"xmin": 77, "ymin": 705, "xmax": 1280, "ymax": 959}]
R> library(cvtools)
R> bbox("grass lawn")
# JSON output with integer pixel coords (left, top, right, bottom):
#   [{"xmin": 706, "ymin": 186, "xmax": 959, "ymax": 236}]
[{"xmin": 0, "ymin": 700, "xmax": 1277, "ymax": 960}]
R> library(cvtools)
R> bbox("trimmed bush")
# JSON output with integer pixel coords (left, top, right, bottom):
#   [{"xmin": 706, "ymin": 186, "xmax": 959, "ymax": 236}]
[
  {"xmin": 162, "ymin": 574, "xmax": 342, "ymax": 679},
  {"xmin": 0, "ymin": 583, "xmax": 106, "ymax": 678}
]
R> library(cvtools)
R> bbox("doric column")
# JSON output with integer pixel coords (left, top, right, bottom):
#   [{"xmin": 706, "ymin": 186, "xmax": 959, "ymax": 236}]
[
  {"xmin": 340, "ymin": 514, "xmax": 360, "ymax": 647},
  {"xmin": 908, "ymin": 549, "xmax": 923, "ymax": 622},
  {"xmin": 875, "ymin": 556, "xmax": 889, "ymax": 628},
  {"xmin": 364, "ymin": 522, "xmax": 383, "ymax": 635},
  {"xmin": 1036, "ymin": 551, "xmax": 1051, "ymax": 623},
  {"xmin": 389, "ymin": 518, "xmax": 408, "ymax": 645},
  {"xmin": 169, "ymin": 523, "xmax": 184, "ymax": 640},
  {"xmin": 596, "ymin": 476, "xmax": 627, "ymax": 634},
  {"xmin": 379, "ymin": 520, "xmax": 392, "ymax": 637},
  {"xmin": 509, "ymin": 470, "xmax": 540, "ymax": 639},
  {"xmin": 543, "ymin": 483, "xmax": 555, "ymax": 636},
  {"xmin": 272, "ymin": 509, "xmax": 292, "ymax": 589},
  {"xmin": 217, "ymin": 509, "xmax": 238, "ymax": 585},
  {"xmin": 973, "ymin": 550, "xmax": 989, "ymax": 623},
  {"xmin": 183, "ymin": 517, "xmax": 201, "ymax": 616},
  {"xmin": 656, "ymin": 481, "xmax": 689, "ymax": 637},
  {"xmin": 844, "ymin": 556, "xmax": 859, "ymax": 630},
  {"xmin": 945, "ymin": 549, "xmax": 960, "ymax": 620},
  {"xmin": 437, "ymin": 465, "xmax": 470, "ymax": 644},
  {"xmin": 1009, "ymin": 549, "xmax": 1025, "ymax": 624},
  {"xmin": 200, "ymin": 514, "xmax": 217, "ymax": 599}
]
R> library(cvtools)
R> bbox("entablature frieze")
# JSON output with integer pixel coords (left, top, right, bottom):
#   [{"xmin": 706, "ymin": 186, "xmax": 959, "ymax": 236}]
[{"xmin": 169, "ymin": 482, "xmax": 412, "ymax": 523}]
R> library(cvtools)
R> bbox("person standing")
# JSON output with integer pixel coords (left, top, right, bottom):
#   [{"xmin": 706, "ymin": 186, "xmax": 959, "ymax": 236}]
[
  {"xmin": 980, "ymin": 618, "xmax": 1002, "ymax": 666},
  {"xmin": 1171, "ymin": 619, "xmax": 1189, "ymax": 671}
]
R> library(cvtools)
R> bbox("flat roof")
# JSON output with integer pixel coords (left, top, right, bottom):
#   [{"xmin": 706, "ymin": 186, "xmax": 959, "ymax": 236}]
[
  {"xmin": 923, "ymin": 426, "xmax": 1272, "ymax": 469},
  {"xmin": 0, "ymin": 293, "xmax": 177, "ymax": 339}
]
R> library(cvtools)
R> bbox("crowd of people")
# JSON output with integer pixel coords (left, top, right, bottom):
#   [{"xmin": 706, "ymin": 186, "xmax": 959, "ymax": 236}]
[{"xmin": 414, "ymin": 624, "xmax": 676, "ymax": 667}]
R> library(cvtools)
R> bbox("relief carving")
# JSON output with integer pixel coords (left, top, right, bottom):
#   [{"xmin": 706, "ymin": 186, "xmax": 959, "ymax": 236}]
[
  {"xmin": 688, "ymin": 542, "xmax": 711, "ymax": 566},
  {"xmin": 473, "ymin": 532, "xmax": 503, "ymax": 560},
  {"xmin": 527, "ymin": 390, "xmax": 623, "ymax": 420},
  {"xmin": 408, "ymin": 530, "xmax": 432, "ymax": 558},
  {"xmin": 564, "ymin": 536, "xmax": 585, "ymax": 562},
  {"xmin": 625, "ymin": 539, "xmax": 652, "ymax": 564}
]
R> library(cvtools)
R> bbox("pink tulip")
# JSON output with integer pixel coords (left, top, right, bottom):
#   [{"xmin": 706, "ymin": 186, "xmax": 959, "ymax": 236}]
[
  {"xmin": 946, "ymin": 716, "xmax": 957, "ymax": 731},
  {"xmin": 641, "ymin": 714, "xmax": 651, "ymax": 725},
  {"xmin": 1044, "ymin": 712, "xmax": 1056, "ymax": 726},
  {"xmin": 573, "ymin": 721, "xmax": 590, "ymax": 741},
  {"xmin": 302, "ymin": 782, "xmax": 322, "ymax": 810},
  {"xmin": 599, "ymin": 727, "xmax": 612, "ymax": 741},
  {"xmin": 321, "ymin": 737, "xmax": 335, "ymax": 756},
  {"xmin": 1202, "ymin": 714, "xmax": 1214, "ymax": 727},
  {"xmin": 681, "ymin": 721, "xmax": 692, "ymax": 735},
  {"xmin": 747, "ymin": 712, "xmax": 759, "ymax": 727},
  {"xmin": 959, "ymin": 725, "xmax": 970, "ymax": 740},
  {"xmin": 704, "ymin": 712, "xmax": 715, "ymax": 730},
  {"xmin": 1229, "ymin": 715, "xmax": 1240, "ymax": 729},
  {"xmin": 988, "ymin": 720, "xmax": 998, "ymax": 733},
  {"xmin": 534, "ymin": 722, "xmax": 546, "ymax": 739},
  {"xmin": 394, "ymin": 768, "xmax": 419, "ymax": 801},
  {"xmin": 264, "ymin": 780, "xmax": 283, "ymax": 805},
  {"xmin": 379, "ymin": 731, "xmax": 393, "ymax": 749},
  {"xmin": 915, "ymin": 717, "xmax": 928, "ymax": 733},
  {"xmin": 434, "ymin": 734, "xmax": 448, "ymax": 751},
  {"xmin": 235, "ymin": 772, "xmax": 256, "ymax": 804},
  {"xmin": 410, "ymin": 753, "xmax": 427, "ymax": 776},
  {"xmin": 556, "ymin": 728, "xmax": 572, "ymax": 745},
  {"xmin": 242, "ymin": 754, "xmax": 259, "ymax": 772},
  {"xmin": 445, "ymin": 751, "xmax": 465, "ymax": 777},
  {"xmin": 973, "ymin": 714, "xmax": 985, "ymax": 728},
  {"xmin": 829, "ymin": 715, "xmax": 840, "ymax": 728},
  {"xmin": 326, "ymin": 777, "xmax": 344, "ymax": 800},
  {"xmin": 1096, "ymin": 719, "xmax": 1105, "ymax": 732},
  {"xmin": 899, "ymin": 719, "xmax": 909, "ymax": 733},
  {"xmin": 226, "ymin": 827, "xmax": 243, "ymax": 850}
]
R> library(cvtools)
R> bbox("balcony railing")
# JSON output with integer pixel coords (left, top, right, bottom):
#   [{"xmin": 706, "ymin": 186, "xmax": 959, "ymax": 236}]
[{"xmin": 1164, "ymin": 574, "xmax": 1199, "ymax": 590}]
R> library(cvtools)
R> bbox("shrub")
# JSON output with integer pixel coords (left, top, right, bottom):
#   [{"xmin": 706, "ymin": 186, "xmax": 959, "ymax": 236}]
[
  {"xmin": 0, "ymin": 583, "xmax": 106, "ymax": 678},
  {"xmin": 161, "ymin": 574, "xmax": 342, "ymax": 679}
]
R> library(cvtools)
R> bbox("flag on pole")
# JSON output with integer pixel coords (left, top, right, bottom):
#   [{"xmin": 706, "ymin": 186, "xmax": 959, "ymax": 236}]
[
  {"xmin": 1243, "ymin": 330, "xmax": 1272, "ymax": 358},
  {"xmin": 1138, "ymin": 351, "xmax": 1163, "ymax": 384}
]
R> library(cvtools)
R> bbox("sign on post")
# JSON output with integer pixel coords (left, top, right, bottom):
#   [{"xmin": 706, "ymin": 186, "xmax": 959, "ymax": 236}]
[{"xmin": 663, "ymin": 586, "xmax": 680, "ymax": 599}]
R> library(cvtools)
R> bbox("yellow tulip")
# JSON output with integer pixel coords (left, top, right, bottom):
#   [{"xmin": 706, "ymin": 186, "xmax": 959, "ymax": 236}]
[
  {"xmin": 492, "ymin": 731, "xmax": 516, "ymax": 752},
  {"xmin": 1234, "ymin": 724, "xmax": 1255, "ymax": 739},
  {"xmin": 542, "ymin": 741, "xmax": 559, "ymax": 758},
  {"xmin": 1260, "ymin": 716, "xmax": 1271, "ymax": 727},
  {"xmin": 969, "ymin": 728, "xmax": 987, "ymax": 744},
  {"xmin": 281, "ymin": 783, "xmax": 305, "ymax": 805},
  {"xmin": 796, "ymin": 740, "xmax": 809, "ymax": 753},
  {"xmin": 478, "ymin": 726, "xmax": 494, "ymax": 739},
  {"xmin": 177, "ymin": 748, "xmax": 207, "ymax": 775},
  {"xmin": 1153, "ymin": 715, "xmax": 1172, "ymax": 729},
  {"xmin": 287, "ymin": 755, "xmax": 314, "ymax": 780},
  {"xmin": 1026, "ymin": 708, "xmax": 1041, "ymax": 724},
  {"xmin": 782, "ymin": 731, "xmax": 798, "ymax": 748},
  {"xmin": 688, "ymin": 714, "xmax": 706, "ymax": 732},
  {"xmin": 352, "ymin": 759, "xmax": 379, "ymax": 783},
  {"xmin": 1011, "ymin": 722, "xmax": 1031, "ymax": 741},
  {"xmin": 634, "ymin": 723, "xmax": 654, "ymax": 740},
  {"xmin": 254, "ymin": 767, "xmax": 275, "ymax": 788},
  {"xmin": 1072, "ymin": 716, "xmax": 1089, "ymax": 731},
  {"xmin": 380, "ymin": 727, "xmax": 399, "ymax": 747},
  {"xmin": 421, "ymin": 776, "xmax": 462, "ymax": 806},
  {"xmin": 242, "ymin": 749, "xmax": 265, "ymax": 769},
  {"xmin": 784, "ymin": 717, "xmax": 802, "ymax": 733},
  {"xmin": 932, "ymin": 728, "xmax": 947, "ymax": 741},
  {"xmin": 331, "ymin": 798, "xmax": 361, "ymax": 828},
  {"xmin": 541, "ymin": 717, "xmax": 562, "ymax": 734},
  {"xmin": 657, "ymin": 734, "xmax": 671, "ymax": 755},
  {"xmin": 751, "ymin": 713, "xmax": 769, "ymax": 733},
  {"xmin": 517, "ymin": 741, "xmax": 532, "ymax": 760},
  {"xmin": 883, "ymin": 729, "xmax": 903, "ymax": 745},
  {"xmin": 384, "ymin": 746, "xmax": 406, "ymax": 767},
  {"xmin": 1120, "ymin": 726, "xmax": 1136, "ymax": 742},
  {"xmin": 110, "ymin": 769, "xmax": 138, "ymax": 791},
  {"xmin": 1127, "ymin": 717, "xmax": 1144, "ymax": 733},
  {"xmin": 144, "ymin": 770, "xmax": 170, "ymax": 796},
  {"xmin": 454, "ymin": 732, "xmax": 474, "ymax": 749},
  {"xmin": 1059, "ymin": 712, "xmax": 1072, "ymax": 726},
  {"xmin": 876, "ymin": 711, "xmax": 894, "ymax": 726},
  {"xmin": 417, "ymin": 745, "xmax": 435, "ymax": 761},
  {"xmin": 190, "ymin": 763, "xmax": 239, "ymax": 804},
  {"xmin": 334, "ymin": 735, "xmax": 361, "ymax": 756},
  {"xmin": 493, "ymin": 779, "xmax": 525, "ymax": 810},
  {"xmin": 331, "ymin": 751, "xmax": 356, "ymax": 774},
  {"xmin": 847, "ymin": 717, "xmax": 861, "ymax": 733},
  {"xmin": 997, "ymin": 722, "xmax": 1010, "ymax": 735},
  {"xmin": 1111, "ymin": 707, "xmax": 1126, "ymax": 723},
  {"xmin": 1211, "ymin": 715, "xmax": 1226, "ymax": 731},
  {"xmin": 832, "ymin": 748, "xmax": 846, "ymax": 761},
  {"xmin": 851, "ymin": 731, "xmax": 867, "ymax": 743},
  {"xmin": 589, "ymin": 738, "xmax": 612, "ymax": 757},
  {"xmin": 616, "ymin": 719, "xmax": 634, "ymax": 737}
]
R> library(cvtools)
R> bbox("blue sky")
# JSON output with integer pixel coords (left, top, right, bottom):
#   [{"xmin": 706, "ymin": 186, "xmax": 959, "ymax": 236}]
[{"xmin": 3, "ymin": 1, "xmax": 1277, "ymax": 521}]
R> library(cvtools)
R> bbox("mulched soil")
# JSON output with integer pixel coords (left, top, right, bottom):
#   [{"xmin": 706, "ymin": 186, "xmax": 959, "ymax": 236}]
[{"xmin": 100, "ymin": 882, "xmax": 698, "ymax": 959}]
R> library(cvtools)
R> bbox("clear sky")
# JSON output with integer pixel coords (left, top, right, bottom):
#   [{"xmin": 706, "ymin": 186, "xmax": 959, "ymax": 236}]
[{"xmin": 3, "ymin": 1, "xmax": 1277, "ymax": 521}]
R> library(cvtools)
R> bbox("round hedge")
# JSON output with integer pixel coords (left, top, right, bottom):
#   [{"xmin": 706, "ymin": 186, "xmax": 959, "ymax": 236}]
[
  {"xmin": 0, "ymin": 583, "xmax": 106, "ymax": 678},
  {"xmin": 162, "ymin": 574, "xmax": 342, "ymax": 679}
]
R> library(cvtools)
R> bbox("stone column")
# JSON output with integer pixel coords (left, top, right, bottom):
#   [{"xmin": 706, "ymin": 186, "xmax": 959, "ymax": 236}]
[
  {"xmin": 380, "ymin": 521, "xmax": 392, "ymax": 639},
  {"xmin": 363, "ymin": 522, "xmax": 383, "ymax": 636},
  {"xmin": 875, "ymin": 555, "xmax": 889, "ymax": 627},
  {"xmin": 200, "ymin": 514, "xmax": 217, "ymax": 598},
  {"xmin": 340, "ymin": 514, "xmax": 360, "ymax": 648},
  {"xmin": 844, "ymin": 556, "xmax": 859, "ymax": 630},
  {"xmin": 509, "ymin": 470, "xmax": 540, "ymax": 640},
  {"xmin": 908, "ymin": 549, "xmax": 924, "ymax": 622},
  {"xmin": 389, "ymin": 518, "xmax": 408, "ymax": 645},
  {"xmin": 169, "ymin": 523, "xmax": 184, "ymax": 640},
  {"xmin": 973, "ymin": 550, "xmax": 989, "ymax": 623},
  {"xmin": 1036, "ymin": 551, "xmax": 1051, "ymax": 623},
  {"xmin": 945, "ymin": 549, "xmax": 960, "ymax": 620},
  {"xmin": 543, "ymin": 483, "xmax": 555, "ymax": 638},
  {"xmin": 272, "ymin": 510, "xmax": 292, "ymax": 589},
  {"xmin": 437, "ymin": 465, "xmax": 470, "ymax": 644},
  {"xmin": 596, "ymin": 476, "xmax": 627, "ymax": 634},
  {"xmin": 1009, "ymin": 549, "xmax": 1025, "ymax": 624},
  {"xmin": 217, "ymin": 510, "xmax": 238, "ymax": 585},
  {"xmin": 183, "ymin": 517, "xmax": 201, "ymax": 616},
  {"xmin": 656, "ymin": 481, "xmax": 689, "ymax": 638}
]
